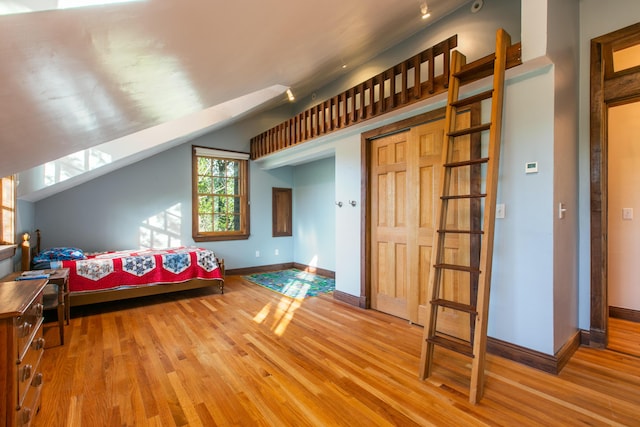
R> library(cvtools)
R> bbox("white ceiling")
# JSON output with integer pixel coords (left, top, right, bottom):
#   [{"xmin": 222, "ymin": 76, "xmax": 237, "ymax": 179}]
[{"xmin": 1, "ymin": 0, "xmax": 470, "ymax": 197}]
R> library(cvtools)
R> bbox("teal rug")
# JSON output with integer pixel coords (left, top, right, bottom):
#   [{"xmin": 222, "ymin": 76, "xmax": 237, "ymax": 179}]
[{"xmin": 244, "ymin": 268, "xmax": 335, "ymax": 299}]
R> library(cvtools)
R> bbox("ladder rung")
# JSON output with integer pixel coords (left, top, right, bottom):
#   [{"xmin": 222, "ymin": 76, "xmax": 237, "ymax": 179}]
[
  {"xmin": 434, "ymin": 263, "xmax": 481, "ymax": 274},
  {"xmin": 441, "ymin": 193, "xmax": 486, "ymax": 200},
  {"xmin": 450, "ymin": 90, "xmax": 494, "ymax": 108},
  {"xmin": 427, "ymin": 335, "xmax": 474, "ymax": 358},
  {"xmin": 448, "ymin": 123, "xmax": 491, "ymax": 138},
  {"xmin": 431, "ymin": 299, "xmax": 477, "ymax": 314},
  {"xmin": 454, "ymin": 54, "xmax": 496, "ymax": 83},
  {"xmin": 444, "ymin": 157, "xmax": 489, "ymax": 168},
  {"xmin": 437, "ymin": 229, "xmax": 484, "ymax": 235}
]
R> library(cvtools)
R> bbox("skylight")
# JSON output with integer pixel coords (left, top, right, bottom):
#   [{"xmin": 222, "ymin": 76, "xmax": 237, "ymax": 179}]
[
  {"xmin": 58, "ymin": 0, "xmax": 143, "ymax": 9},
  {"xmin": 0, "ymin": 0, "xmax": 143, "ymax": 16}
]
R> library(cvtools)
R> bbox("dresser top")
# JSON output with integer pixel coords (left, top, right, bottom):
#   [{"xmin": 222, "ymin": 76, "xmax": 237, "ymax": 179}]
[{"xmin": 0, "ymin": 280, "xmax": 47, "ymax": 319}]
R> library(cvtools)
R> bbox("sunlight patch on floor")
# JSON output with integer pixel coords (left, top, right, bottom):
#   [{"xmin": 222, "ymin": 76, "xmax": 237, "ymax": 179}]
[
  {"xmin": 252, "ymin": 297, "xmax": 302, "ymax": 337},
  {"xmin": 253, "ymin": 303, "xmax": 272, "ymax": 324},
  {"xmin": 273, "ymin": 297, "xmax": 302, "ymax": 336}
]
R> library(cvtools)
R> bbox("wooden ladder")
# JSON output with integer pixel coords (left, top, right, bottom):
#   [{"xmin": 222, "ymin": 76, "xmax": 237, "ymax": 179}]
[{"xmin": 418, "ymin": 28, "xmax": 510, "ymax": 404}]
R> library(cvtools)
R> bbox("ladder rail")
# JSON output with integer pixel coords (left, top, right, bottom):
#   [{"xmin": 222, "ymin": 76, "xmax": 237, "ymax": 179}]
[{"xmin": 468, "ymin": 28, "xmax": 510, "ymax": 405}]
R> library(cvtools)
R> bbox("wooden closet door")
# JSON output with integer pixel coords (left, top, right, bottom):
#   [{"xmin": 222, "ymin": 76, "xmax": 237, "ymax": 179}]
[
  {"xmin": 370, "ymin": 114, "xmax": 472, "ymax": 335},
  {"xmin": 370, "ymin": 131, "xmax": 411, "ymax": 319},
  {"xmin": 409, "ymin": 120, "xmax": 445, "ymax": 326}
]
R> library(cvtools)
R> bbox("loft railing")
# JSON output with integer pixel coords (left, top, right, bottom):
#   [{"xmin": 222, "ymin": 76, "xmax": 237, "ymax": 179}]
[{"xmin": 250, "ymin": 35, "xmax": 522, "ymax": 160}]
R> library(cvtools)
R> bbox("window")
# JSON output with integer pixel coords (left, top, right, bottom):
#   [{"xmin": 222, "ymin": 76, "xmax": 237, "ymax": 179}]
[
  {"xmin": 602, "ymin": 29, "xmax": 640, "ymax": 79},
  {"xmin": 0, "ymin": 175, "xmax": 16, "ymax": 244},
  {"xmin": 192, "ymin": 146, "xmax": 250, "ymax": 241},
  {"xmin": 612, "ymin": 43, "xmax": 640, "ymax": 73}
]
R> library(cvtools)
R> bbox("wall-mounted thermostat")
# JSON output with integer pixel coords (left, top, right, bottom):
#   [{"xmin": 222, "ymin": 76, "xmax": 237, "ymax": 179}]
[{"xmin": 525, "ymin": 161, "xmax": 538, "ymax": 174}]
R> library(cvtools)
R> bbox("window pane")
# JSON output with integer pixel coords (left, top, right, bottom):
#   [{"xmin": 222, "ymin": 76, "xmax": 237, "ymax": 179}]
[
  {"xmin": 213, "ymin": 196, "xmax": 224, "ymax": 214},
  {"xmin": 213, "ymin": 213, "xmax": 240, "ymax": 231},
  {"xmin": 226, "ymin": 161, "xmax": 239, "ymax": 177},
  {"xmin": 213, "ymin": 159, "xmax": 227, "ymax": 176},
  {"xmin": 199, "ymin": 214, "xmax": 213, "ymax": 232},
  {"xmin": 198, "ymin": 157, "xmax": 212, "ymax": 175},
  {"xmin": 198, "ymin": 176, "xmax": 212, "ymax": 194},
  {"xmin": 233, "ymin": 213, "xmax": 240, "ymax": 230},
  {"xmin": 2, "ymin": 209, "xmax": 12, "ymax": 242},
  {"xmin": 613, "ymin": 43, "xmax": 640, "ymax": 72},
  {"xmin": 198, "ymin": 195, "xmax": 213, "ymax": 213},
  {"xmin": 0, "ymin": 176, "xmax": 14, "ymax": 244},
  {"xmin": 2, "ymin": 178, "xmax": 12, "ymax": 206},
  {"xmin": 227, "ymin": 178, "xmax": 239, "ymax": 195},
  {"xmin": 213, "ymin": 177, "xmax": 227, "ymax": 194},
  {"xmin": 213, "ymin": 213, "xmax": 226, "ymax": 231}
]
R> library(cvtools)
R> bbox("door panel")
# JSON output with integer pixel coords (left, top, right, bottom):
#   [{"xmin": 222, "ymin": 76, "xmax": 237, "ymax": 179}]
[
  {"xmin": 412, "ymin": 121, "xmax": 443, "ymax": 325},
  {"xmin": 371, "ymin": 131, "xmax": 410, "ymax": 319}
]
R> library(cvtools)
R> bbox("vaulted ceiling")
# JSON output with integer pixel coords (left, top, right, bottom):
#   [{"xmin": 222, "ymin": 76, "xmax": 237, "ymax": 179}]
[{"xmin": 0, "ymin": 0, "xmax": 471, "ymax": 198}]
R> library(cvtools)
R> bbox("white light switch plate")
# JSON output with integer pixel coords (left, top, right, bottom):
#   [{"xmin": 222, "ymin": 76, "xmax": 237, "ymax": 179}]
[
  {"xmin": 496, "ymin": 203, "xmax": 505, "ymax": 219},
  {"xmin": 623, "ymin": 208, "xmax": 633, "ymax": 220}
]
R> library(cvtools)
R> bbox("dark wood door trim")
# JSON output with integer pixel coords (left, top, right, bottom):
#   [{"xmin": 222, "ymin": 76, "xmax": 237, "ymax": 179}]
[{"xmin": 590, "ymin": 22, "xmax": 640, "ymax": 347}]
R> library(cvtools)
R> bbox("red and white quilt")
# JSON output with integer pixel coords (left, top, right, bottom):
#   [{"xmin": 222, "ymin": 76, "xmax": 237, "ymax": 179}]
[{"xmin": 61, "ymin": 247, "xmax": 223, "ymax": 292}]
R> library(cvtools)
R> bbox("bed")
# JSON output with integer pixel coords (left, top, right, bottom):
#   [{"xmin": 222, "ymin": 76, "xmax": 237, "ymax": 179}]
[{"xmin": 20, "ymin": 230, "xmax": 224, "ymax": 307}]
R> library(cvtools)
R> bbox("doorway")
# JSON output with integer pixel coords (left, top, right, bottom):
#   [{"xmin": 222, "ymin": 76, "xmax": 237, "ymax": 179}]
[
  {"xmin": 606, "ymin": 101, "xmax": 640, "ymax": 356},
  {"xmin": 590, "ymin": 22, "xmax": 640, "ymax": 350}
]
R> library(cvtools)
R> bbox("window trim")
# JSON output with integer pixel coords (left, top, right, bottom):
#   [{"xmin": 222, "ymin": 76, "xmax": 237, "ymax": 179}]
[{"xmin": 192, "ymin": 146, "xmax": 250, "ymax": 242}]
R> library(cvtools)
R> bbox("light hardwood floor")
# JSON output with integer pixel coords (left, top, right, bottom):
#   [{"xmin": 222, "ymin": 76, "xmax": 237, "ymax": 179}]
[
  {"xmin": 609, "ymin": 316, "xmax": 640, "ymax": 357},
  {"xmin": 33, "ymin": 276, "xmax": 640, "ymax": 426}
]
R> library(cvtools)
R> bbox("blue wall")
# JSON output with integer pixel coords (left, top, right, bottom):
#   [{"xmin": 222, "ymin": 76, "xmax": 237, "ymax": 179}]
[
  {"xmin": 293, "ymin": 157, "xmax": 335, "ymax": 271},
  {"xmin": 33, "ymin": 105, "xmax": 299, "ymax": 270}
]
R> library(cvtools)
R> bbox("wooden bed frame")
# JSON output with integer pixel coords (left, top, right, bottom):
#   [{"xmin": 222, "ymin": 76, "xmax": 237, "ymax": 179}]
[{"xmin": 21, "ymin": 230, "xmax": 225, "ymax": 307}]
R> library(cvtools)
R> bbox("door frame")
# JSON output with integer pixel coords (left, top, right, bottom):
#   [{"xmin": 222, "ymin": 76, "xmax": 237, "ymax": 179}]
[{"xmin": 590, "ymin": 22, "xmax": 640, "ymax": 347}]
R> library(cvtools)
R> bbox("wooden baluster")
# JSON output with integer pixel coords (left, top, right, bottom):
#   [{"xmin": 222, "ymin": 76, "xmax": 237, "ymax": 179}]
[
  {"xmin": 387, "ymin": 70, "xmax": 392, "ymax": 110},
  {"xmin": 350, "ymin": 88, "xmax": 356, "ymax": 124},
  {"xmin": 413, "ymin": 54, "xmax": 422, "ymax": 99},
  {"xmin": 400, "ymin": 61, "xmax": 408, "ymax": 105},
  {"xmin": 443, "ymin": 38, "xmax": 451, "ymax": 88},
  {"xmin": 427, "ymin": 48, "xmax": 435, "ymax": 94}
]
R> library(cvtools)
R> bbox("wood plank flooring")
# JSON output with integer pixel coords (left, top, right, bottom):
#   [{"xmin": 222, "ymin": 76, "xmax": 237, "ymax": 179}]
[
  {"xmin": 609, "ymin": 316, "xmax": 640, "ymax": 357},
  {"xmin": 33, "ymin": 276, "xmax": 640, "ymax": 426}
]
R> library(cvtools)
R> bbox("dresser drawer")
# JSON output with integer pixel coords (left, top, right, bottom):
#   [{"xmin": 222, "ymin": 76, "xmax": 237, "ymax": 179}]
[
  {"xmin": 17, "ymin": 324, "xmax": 44, "ymax": 408},
  {"xmin": 15, "ymin": 371, "xmax": 43, "ymax": 427},
  {"xmin": 15, "ymin": 293, "xmax": 44, "ymax": 360}
]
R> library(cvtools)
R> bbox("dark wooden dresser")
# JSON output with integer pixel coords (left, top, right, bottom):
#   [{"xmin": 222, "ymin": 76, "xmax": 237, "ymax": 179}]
[{"xmin": 0, "ymin": 279, "xmax": 47, "ymax": 427}]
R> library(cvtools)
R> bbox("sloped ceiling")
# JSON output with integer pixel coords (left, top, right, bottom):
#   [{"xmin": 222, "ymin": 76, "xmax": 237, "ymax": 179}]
[{"xmin": 0, "ymin": 0, "xmax": 471, "ymax": 200}]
